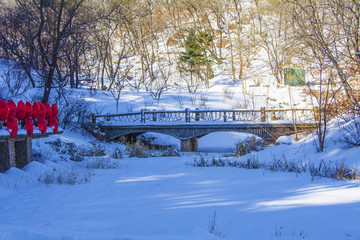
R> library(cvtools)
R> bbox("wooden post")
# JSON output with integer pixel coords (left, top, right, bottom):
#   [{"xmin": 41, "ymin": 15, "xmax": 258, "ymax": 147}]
[
  {"xmin": 185, "ymin": 108, "xmax": 190, "ymax": 123},
  {"xmin": 0, "ymin": 139, "xmax": 16, "ymax": 172},
  {"xmin": 195, "ymin": 108, "xmax": 200, "ymax": 121},
  {"xmin": 232, "ymin": 111, "xmax": 236, "ymax": 121},
  {"xmin": 15, "ymin": 137, "xmax": 32, "ymax": 169},
  {"xmin": 260, "ymin": 107, "xmax": 266, "ymax": 122},
  {"xmin": 152, "ymin": 109, "xmax": 157, "ymax": 122},
  {"xmin": 271, "ymin": 111, "xmax": 276, "ymax": 120},
  {"xmin": 223, "ymin": 111, "xmax": 227, "ymax": 122},
  {"xmin": 141, "ymin": 109, "xmax": 145, "ymax": 123}
]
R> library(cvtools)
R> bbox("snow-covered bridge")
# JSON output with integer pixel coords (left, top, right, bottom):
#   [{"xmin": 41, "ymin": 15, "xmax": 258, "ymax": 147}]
[{"xmin": 89, "ymin": 108, "xmax": 318, "ymax": 152}]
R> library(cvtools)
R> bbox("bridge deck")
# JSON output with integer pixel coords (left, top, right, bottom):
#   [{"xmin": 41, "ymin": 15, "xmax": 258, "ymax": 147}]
[
  {"xmin": 96, "ymin": 120, "xmax": 315, "ymax": 126},
  {"xmin": 89, "ymin": 108, "xmax": 318, "ymax": 152}
]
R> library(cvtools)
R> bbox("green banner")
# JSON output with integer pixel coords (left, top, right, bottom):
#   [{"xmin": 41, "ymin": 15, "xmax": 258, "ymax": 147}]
[{"xmin": 284, "ymin": 68, "xmax": 305, "ymax": 86}]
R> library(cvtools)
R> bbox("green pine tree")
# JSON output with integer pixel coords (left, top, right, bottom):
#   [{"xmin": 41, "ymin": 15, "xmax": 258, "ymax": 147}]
[{"xmin": 178, "ymin": 29, "xmax": 215, "ymax": 90}]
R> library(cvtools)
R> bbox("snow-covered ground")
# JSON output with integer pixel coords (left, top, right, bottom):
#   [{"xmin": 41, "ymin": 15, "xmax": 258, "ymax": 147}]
[{"xmin": 1, "ymin": 117, "xmax": 360, "ymax": 240}]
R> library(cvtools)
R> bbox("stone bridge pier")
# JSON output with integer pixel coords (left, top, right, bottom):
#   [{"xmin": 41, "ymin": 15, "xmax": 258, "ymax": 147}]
[
  {"xmin": 181, "ymin": 137, "xmax": 199, "ymax": 152},
  {"xmin": 0, "ymin": 137, "xmax": 32, "ymax": 172}
]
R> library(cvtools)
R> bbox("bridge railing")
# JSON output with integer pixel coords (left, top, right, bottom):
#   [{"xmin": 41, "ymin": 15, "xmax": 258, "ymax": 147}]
[{"xmin": 92, "ymin": 107, "xmax": 318, "ymax": 124}]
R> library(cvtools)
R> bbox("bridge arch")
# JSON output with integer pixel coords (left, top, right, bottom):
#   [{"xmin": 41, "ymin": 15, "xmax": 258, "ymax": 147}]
[
  {"xmin": 92, "ymin": 122, "xmax": 315, "ymax": 152},
  {"xmin": 107, "ymin": 128, "xmax": 270, "ymax": 141},
  {"xmin": 104, "ymin": 127, "xmax": 274, "ymax": 152}
]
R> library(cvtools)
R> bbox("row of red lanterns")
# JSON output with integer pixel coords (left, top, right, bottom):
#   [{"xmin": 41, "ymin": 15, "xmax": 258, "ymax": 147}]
[{"xmin": 0, "ymin": 100, "xmax": 59, "ymax": 138}]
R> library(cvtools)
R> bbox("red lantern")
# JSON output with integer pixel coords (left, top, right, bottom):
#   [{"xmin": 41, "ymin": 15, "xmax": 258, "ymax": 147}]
[
  {"xmin": 44, "ymin": 103, "xmax": 51, "ymax": 119},
  {"xmin": 7, "ymin": 100, "xmax": 16, "ymax": 118},
  {"xmin": 49, "ymin": 117, "xmax": 58, "ymax": 134},
  {"xmin": 31, "ymin": 102, "xmax": 40, "ymax": 120},
  {"xmin": 51, "ymin": 104, "xmax": 58, "ymax": 118},
  {"xmin": 15, "ymin": 100, "xmax": 26, "ymax": 121},
  {"xmin": 24, "ymin": 117, "xmax": 33, "ymax": 136},
  {"xmin": 0, "ymin": 99, "xmax": 9, "ymax": 121},
  {"xmin": 38, "ymin": 102, "xmax": 47, "ymax": 118},
  {"xmin": 37, "ymin": 116, "xmax": 47, "ymax": 134},
  {"xmin": 6, "ymin": 116, "xmax": 18, "ymax": 138},
  {"xmin": 25, "ymin": 101, "xmax": 32, "ymax": 119}
]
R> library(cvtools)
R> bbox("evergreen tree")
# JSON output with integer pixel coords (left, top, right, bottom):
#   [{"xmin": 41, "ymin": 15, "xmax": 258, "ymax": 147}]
[{"xmin": 178, "ymin": 29, "xmax": 215, "ymax": 90}]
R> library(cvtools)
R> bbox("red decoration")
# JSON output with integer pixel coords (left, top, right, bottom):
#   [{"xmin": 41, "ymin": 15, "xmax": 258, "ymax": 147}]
[
  {"xmin": 37, "ymin": 116, "xmax": 47, "ymax": 134},
  {"xmin": 7, "ymin": 100, "xmax": 16, "ymax": 118},
  {"xmin": 25, "ymin": 101, "xmax": 32, "ymax": 119},
  {"xmin": 31, "ymin": 102, "xmax": 40, "ymax": 120},
  {"xmin": 49, "ymin": 117, "xmax": 58, "ymax": 134},
  {"xmin": 51, "ymin": 104, "xmax": 58, "ymax": 118},
  {"xmin": 38, "ymin": 102, "xmax": 47, "ymax": 118},
  {"xmin": 0, "ymin": 99, "xmax": 9, "ymax": 121},
  {"xmin": 24, "ymin": 117, "xmax": 33, "ymax": 136},
  {"xmin": 15, "ymin": 100, "xmax": 26, "ymax": 121},
  {"xmin": 1, "ymin": 100, "xmax": 59, "ymax": 137},
  {"xmin": 44, "ymin": 103, "xmax": 52, "ymax": 119},
  {"xmin": 6, "ymin": 116, "xmax": 18, "ymax": 138}
]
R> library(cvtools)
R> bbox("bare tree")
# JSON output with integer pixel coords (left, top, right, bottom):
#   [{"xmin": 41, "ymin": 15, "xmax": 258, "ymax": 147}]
[
  {"xmin": 0, "ymin": 0, "xmax": 105, "ymax": 103},
  {"xmin": 147, "ymin": 60, "xmax": 172, "ymax": 103},
  {"xmin": 109, "ymin": 65, "xmax": 132, "ymax": 113},
  {"xmin": 252, "ymin": 0, "xmax": 292, "ymax": 84},
  {"xmin": 288, "ymin": 0, "xmax": 344, "ymax": 151}
]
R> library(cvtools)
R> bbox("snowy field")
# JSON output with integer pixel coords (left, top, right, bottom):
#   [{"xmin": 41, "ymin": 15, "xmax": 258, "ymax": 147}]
[{"xmin": 1, "ymin": 124, "xmax": 360, "ymax": 240}]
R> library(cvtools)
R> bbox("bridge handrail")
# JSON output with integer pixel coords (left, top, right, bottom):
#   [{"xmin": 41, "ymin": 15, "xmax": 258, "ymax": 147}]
[{"xmin": 92, "ymin": 107, "xmax": 317, "ymax": 124}]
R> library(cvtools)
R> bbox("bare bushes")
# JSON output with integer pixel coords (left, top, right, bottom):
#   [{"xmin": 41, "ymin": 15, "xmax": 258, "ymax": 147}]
[
  {"xmin": 126, "ymin": 141, "xmax": 181, "ymax": 158},
  {"xmin": 234, "ymin": 136, "xmax": 265, "ymax": 157},
  {"xmin": 47, "ymin": 139, "xmax": 107, "ymax": 162},
  {"xmin": 111, "ymin": 147, "xmax": 123, "ymax": 159},
  {"xmin": 56, "ymin": 92, "xmax": 94, "ymax": 129},
  {"xmin": 39, "ymin": 167, "xmax": 92, "ymax": 185},
  {"xmin": 85, "ymin": 157, "xmax": 121, "ymax": 169},
  {"xmin": 36, "ymin": 139, "xmax": 124, "ymax": 185},
  {"xmin": 340, "ymin": 117, "xmax": 360, "ymax": 148},
  {"xmin": 126, "ymin": 141, "xmax": 152, "ymax": 158},
  {"xmin": 309, "ymin": 159, "xmax": 360, "ymax": 180},
  {"xmin": 189, "ymin": 155, "xmax": 359, "ymax": 180}
]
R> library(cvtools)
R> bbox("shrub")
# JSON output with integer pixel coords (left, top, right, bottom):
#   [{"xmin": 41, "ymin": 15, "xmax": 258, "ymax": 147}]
[
  {"xmin": 341, "ymin": 118, "xmax": 360, "ymax": 148},
  {"xmin": 56, "ymin": 92, "xmax": 94, "ymax": 129},
  {"xmin": 189, "ymin": 156, "xmax": 360, "ymax": 181},
  {"xmin": 234, "ymin": 136, "xmax": 265, "ymax": 157},
  {"xmin": 39, "ymin": 168, "xmax": 91, "ymax": 185},
  {"xmin": 112, "ymin": 147, "xmax": 123, "ymax": 159},
  {"xmin": 47, "ymin": 139, "xmax": 84, "ymax": 161},
  {"xmin": 83, "ymin": 143, "xmax": 107, "ymax": 157},
  {"xmin": 160, "ymin": 148, "xmax": 181, "ymax": 157},
  {"xmin": 85, "ymin": 157, "xmax": 120, "ymax": 169},
  {"xmin": 125, "ymin": 140, "xmax": 180, "ymax": 158},
  {"xmin": 126, "ymin": 141, "xmax": 152, "ymax": 158},
  {"xmin": 47, "ymin": 139, "xmax": 107, "ymax": 161}
]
